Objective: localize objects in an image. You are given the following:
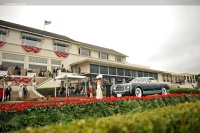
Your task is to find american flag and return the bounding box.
[44,20,51,25]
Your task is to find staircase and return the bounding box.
[37,78,61,89]
[170,83,197,89]
[36,77,52,88]
[8,86,44,101]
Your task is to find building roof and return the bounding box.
[0,19,75,42]
[0,19,127,57]
[76,41,127,56]
[70,59,165,73]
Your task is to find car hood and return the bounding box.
[116,83,132,86]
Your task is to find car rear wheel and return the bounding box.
[135,87,142,97]
[161,87,167,95]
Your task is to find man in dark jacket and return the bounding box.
[23,85,28,98]
[6,85,12,101]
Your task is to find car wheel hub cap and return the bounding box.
[162,88,166,94]
[136,89,141,97]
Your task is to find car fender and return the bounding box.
[131,85,144,94]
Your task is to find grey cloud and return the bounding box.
[146,6,200,73]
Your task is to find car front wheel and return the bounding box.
[135,87,142,97]
[161,87,167,95]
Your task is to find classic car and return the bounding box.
[111,77,170,97]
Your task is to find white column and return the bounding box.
[112,78,115,85]
[65,79,68,97]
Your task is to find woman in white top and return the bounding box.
[18,85,23,98]
[96,79,103,99]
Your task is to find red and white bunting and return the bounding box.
[54,51,69,58]
[9,76,32,83]
[0,41,6,47]
[22,45,41,53]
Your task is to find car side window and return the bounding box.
[149,78,158,83]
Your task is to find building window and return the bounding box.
[149,72,153,77]
[0,27,8,41]
[117,68,124,76]
[51,59,62,65]
[77,67,81,74]
[90,64,99,74]
[21,33,43,47]
[144,72,149,77]
[138,71,144,77]
[2,62,24,68]
[54,44,67,52]
[132,70,137,77]
[99,52,108,59]
[79,48,90,56]
[115,56,122,62]
[153,73,158,80]
[100,66,108,74]
[29,57,47,64]
[2,53,24,61]
[22,37,39,47]
[109,67,116,75]
[29,64,47,71]
[0,33,6,41]
[125,69,131,76]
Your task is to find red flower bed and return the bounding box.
[0,93,200,112]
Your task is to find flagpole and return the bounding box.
[44,21,45,31]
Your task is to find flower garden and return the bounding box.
[0,89,200,133]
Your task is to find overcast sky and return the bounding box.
[0,6,200,74]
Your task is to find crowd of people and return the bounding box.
[0,84,29,101]
[1,63,105,100]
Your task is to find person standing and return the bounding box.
[89,86,93,98]
[53,68,56,78]
[96,75,103,99]
[18,85,23,98]
[23,84,28,98]
[6,85,12,101]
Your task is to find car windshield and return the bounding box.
[130,78,147,83]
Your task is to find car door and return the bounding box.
[147,78,160,94]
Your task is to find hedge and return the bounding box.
[170,88,200,94]
[36,87,59,96]
[0,95,200,132]
[15,101,200,133]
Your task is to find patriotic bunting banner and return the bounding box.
[9,76,32,83]
[22,45,41,53]
[0,41,6,47]
[54,51,69,58]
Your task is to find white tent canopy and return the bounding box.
[55,75,86,80]
[54,74,87,97]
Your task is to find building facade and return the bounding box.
[0,20,196,85]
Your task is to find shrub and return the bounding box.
[197,78,200,89]
[36,87,59,96]
[16,101,200,133]
[170,88,200,94]
[0,94,200,132]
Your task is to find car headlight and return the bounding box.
[113,86,116,90]
[125,86,130,91]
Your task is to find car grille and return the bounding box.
[116,86,125,92]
